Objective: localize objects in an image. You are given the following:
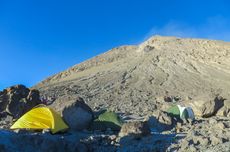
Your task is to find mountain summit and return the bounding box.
[34,36,230,114]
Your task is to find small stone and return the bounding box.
[180,140,189,150]
[189,145,197,152]
[215,122,225,130]
[176,123,183,133]
[210,136,223,145]
[193,136,209,146]
[192,136,200,145]
[109,135,117,141]
[89,136,94,140]
[188,119,194,125]
[200,137,209,146]
[177,122,182,128]
[209,118,218,124]
[42,129,50,134]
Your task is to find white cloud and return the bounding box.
[144,16,230,42]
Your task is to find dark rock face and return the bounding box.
[61,97,94,130]
[0,90,8,112]
[0,85,41,119]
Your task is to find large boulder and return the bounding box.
[60,97,94,130]
[0,85,41,119]
[184,96,225,117]
[200,96,224,117]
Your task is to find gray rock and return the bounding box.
[157,111,172,126]
[176,122,184,133]
[210,136,224,145]
[179,139,189,151]
[143,45,155,52]
[164,96,181,103]
[209,118,218,124]
[200,137,210,146]
[61,97,93,130]
[119,121,151,139]
[201,96,225,118]
[215,122,226,130]
[148,110,173,131]
[185,96,225,117]
[193,135,209,146]
[217,100,230,117]
[189,145,197,152]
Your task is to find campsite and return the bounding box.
[0,81,230,151]
[1,1,230,151]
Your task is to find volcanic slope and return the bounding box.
[34,36,230,115]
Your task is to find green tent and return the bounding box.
[91,111,124,131]
[167,105,181,118]
[167,105,195,120]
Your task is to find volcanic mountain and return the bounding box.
[34,36,230,115]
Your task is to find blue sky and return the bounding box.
[0,0,230,90]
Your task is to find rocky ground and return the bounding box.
[1,113,230,151]
[1,36,230,151]
[0,85,229,151]
[168,117,230,152]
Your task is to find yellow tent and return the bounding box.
[10,106,69,134]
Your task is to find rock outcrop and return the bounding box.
[0,85,41,119]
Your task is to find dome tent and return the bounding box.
[10,105,69,134]
[167,105,195,120]
[91,111,124,131]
